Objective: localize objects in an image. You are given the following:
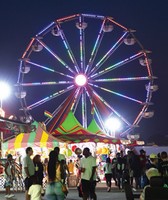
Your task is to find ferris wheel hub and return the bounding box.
[75,74,87,86]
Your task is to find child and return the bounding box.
[4,154,15,198]
[28,175,44,200]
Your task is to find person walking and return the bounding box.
[80,147,97,200]
[103,157,113,192]
[129,151,141,189]
[22,147,35,200]
[45,150,66,200]
[115,152,126,190]
[4,154,15,198]
[158,151,168,184]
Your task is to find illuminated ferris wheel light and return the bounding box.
[105,117,121,132]
[0,82,11,100]
[75,74,87,86]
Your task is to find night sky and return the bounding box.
[0,1,167,144]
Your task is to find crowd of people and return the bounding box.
[103,149,168,199]
[104,149,168,189]
[2,146,168,200]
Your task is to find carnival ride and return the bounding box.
[15,14,158,138]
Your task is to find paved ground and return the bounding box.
[0,189,126,200]
[0,183,128,200]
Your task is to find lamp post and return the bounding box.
[0,81,11,158]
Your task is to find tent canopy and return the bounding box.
[52,111,129,144]
[87,118,108,137]
[3,121,59,150]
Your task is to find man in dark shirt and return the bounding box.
[146,153,158,169]
[159,151,168,184]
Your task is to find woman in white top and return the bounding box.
[103,157,113,192]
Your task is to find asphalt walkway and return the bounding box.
[0,182,128,200]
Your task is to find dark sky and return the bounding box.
[0,0,167,143]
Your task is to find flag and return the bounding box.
[44,110,53,119]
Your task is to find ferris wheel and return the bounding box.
[16,14,158,138]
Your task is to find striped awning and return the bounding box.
[2,121,59,150]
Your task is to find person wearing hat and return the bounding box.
[142,153,159,187]
[4,154,15,198]
[146,153,158,170]
[140,168,160,200]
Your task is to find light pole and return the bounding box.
[0,81,11,158]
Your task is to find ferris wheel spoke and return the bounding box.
[89,83,143,104]
[55,22,80,73]
[92,76,153,83]
[25,60,74,79]
[77,15,86,73]
[45,97,68,124]
[121,106,148,137]
[120,127,134,137]
[90,51,144,79]
[91,88,131,126]
[89,31,128,76]
[133,104,149,126]
[93,107,107,133]
[85,18,106,74]
[70,87,81,112]
[16,81,73,87]
[35,38,76,75]
[45,87,80,125]
[85,89,107,132]
[48,88,78,132]
[81,88,87,128]
[27,85,74,110]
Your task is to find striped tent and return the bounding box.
[53,111,124,144]
[87,118,122,144]
[2,121,59,150]
[87,118,144,146]
[52,111,144,146]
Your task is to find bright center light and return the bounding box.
[105,117,121,132]
[75,74,87,86]
[0,82,11,100]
